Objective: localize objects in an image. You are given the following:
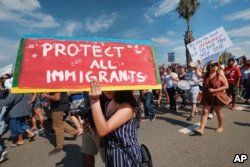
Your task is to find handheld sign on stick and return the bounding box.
[187,27,233,62]
[12,35,161,93]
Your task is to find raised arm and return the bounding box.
[89,80,134,137]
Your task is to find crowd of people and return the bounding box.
[0,57,249,166]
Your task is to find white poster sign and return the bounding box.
[187,27,233,61]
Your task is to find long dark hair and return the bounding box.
[113,91,141,119]
[204,60,215,79]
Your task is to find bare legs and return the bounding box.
[31,107,45,130]
[215,106,224,133]
[70,115,83,136]
[157,90,162,107]
[196,105,224,135]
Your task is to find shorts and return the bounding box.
[32,97,42,110]
[227,84,237,97]
[187,90,199,104]
[81,132,105,162]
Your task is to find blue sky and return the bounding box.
[0,0,249,68]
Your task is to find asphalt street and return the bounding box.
[1,99,250,167]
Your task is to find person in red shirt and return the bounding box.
[224,58,241,109]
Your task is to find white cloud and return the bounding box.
[228,40,250,58]
[85,13,118,33]
[209,0,233,9]
[0,55,12,61]
[228,25,250,37]
[123,28,143,39]
[0,0,59,28]
[227,47,246,57]
[225,8,250,21]
[0,0,40,12]
[19,13,59,28]
[0,37,19,67]
[167,31,176,36]
[144,13,154,24]
[153,0,179,17]
[218,0,233,5]
[151,37,172,46]
[57,21,83,36]
[144,0,179,23]
[209,0,233,5]
[151,35,182,46]
[173,46,185,52]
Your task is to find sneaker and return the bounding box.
[38,128,46,134]
[150,115,156,121]
[208,113,213,119]
[141,116,150,121]
[0,150,8,163]
[48,147,64,156]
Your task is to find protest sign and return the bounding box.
[12,35,161,93]
[187,27,233,61]
[168,52,175,63]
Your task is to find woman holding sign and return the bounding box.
[195,61,229,135]
[89,79,142,166]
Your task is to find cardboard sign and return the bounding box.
[187,27,233,61]
[12,36,161,93]
[168,52,175,63]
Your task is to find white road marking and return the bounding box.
[234,104,250,110]
[239,104,250,108]
[178,104,249,135]
[235,106,245,110]
[178,122,200,134]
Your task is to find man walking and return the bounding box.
[225,58,241,109]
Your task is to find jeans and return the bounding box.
[144,92,155,117]
[0,107,7,135]
[9,117,29,139]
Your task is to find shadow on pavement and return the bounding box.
[234,122,250,127]
[157,116,193,128]
[56,144,82,167]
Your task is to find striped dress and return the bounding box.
[105,117,142,167]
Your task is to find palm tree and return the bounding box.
[218,51,233,65]
[176,0,200,65]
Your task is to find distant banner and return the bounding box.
[12,36,161,93]
[187,27,233,61]
[168,52,175,63]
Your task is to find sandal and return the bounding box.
[186,116,193,121]
[193,129,204,136]
[28,133,36,141]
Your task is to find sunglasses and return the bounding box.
[210,63,219,67]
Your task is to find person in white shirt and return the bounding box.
[165,67,179,112]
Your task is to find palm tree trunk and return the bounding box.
[184,30,194,65]
[186,17,190,31]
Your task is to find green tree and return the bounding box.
[176,0,200,65]
[218,51,233,65]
